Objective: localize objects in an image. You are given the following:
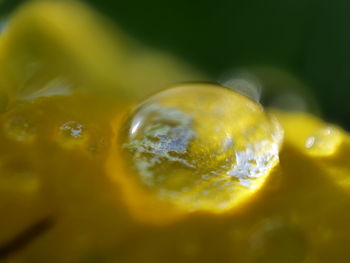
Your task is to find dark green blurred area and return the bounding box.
[2,0,350,129]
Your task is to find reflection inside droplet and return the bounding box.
[118,84,283,212]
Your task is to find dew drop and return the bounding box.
[304,126,341,155]
[58,121,87,147]
[60,121,84,139]
[118,84,283,212]
[3,115,36,142]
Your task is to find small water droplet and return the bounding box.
[60,121,84,138]
[58,121,87,147]
[3,115,36,142]
[304,126,341,155]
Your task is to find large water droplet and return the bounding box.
[304,126,341,156]
[118,84,283,212]
[3,115,36,142]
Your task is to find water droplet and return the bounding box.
[3,115,36,142]
[118,84,283,212]
[60,121,84,138]
[58,121,87,147]
[304,126,341,155]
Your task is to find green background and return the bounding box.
[2,0,350,129]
